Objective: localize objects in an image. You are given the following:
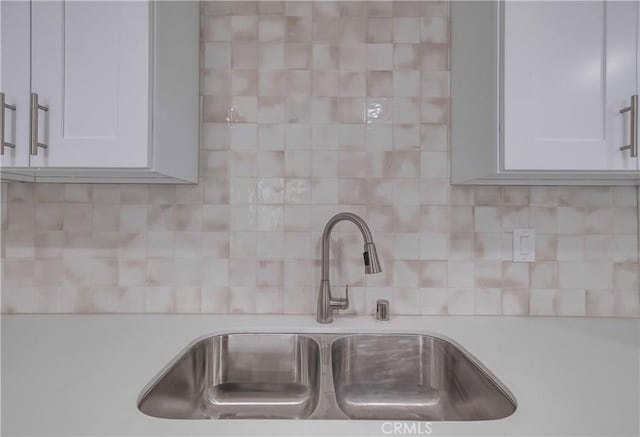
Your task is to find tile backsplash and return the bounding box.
[1,1,638,316]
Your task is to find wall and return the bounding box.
[1,1,638,316]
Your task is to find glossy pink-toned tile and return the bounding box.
[147,258,174,286]
[115,232,147,258]
[257,260,284,287]
[556,289,586,316]
[61,287,92,313]
[393,124,420,150]
[230,205,257,231]
[257,205,284,231]
[231,16,258,41]
[530,261,558,289]
[613,290,640,317]
[257,232,286,259]
[500,206,529,232]
[203,42,231,69]
[258,97,286,123]
[230,231,257,258]
[34,258,64,287]
[420,260,447,287]
[284,259,313,287]
[34,184,65,203]
[446,288,474,315]
[339,44,366,70]
[286,2,312,17]
[284,205,311,232]
[4,229,34,259]
[502,262,530,289]
[286,43,312,68]
[147,187,176,206]
[255,286,284,314]
[529,289,557,316]
[421,151,448,179]
[286,71,311,97]
[114,287,146,313]
[118,259,146,287]
[420,287,447,315]
[146,287,174,313]
[203,15,231,42]
[91,287,124,313]
[391,287,420,315]
[7,183,34,203]
[421,179,450,205]
[174,286,202,313]
[420,43,449,71]
[313,17,340,43]
[340,17,366,44]
[286,16,312,42]
[201,286,230,313]
[367,18,392,43]
[449,185,474,206]
[535,234,558,261]
[7,204,35,231]
[34,231,64,260]
[421,17,448,43]
[613,261,639,291]
[284,287,312,313]
[339,178,366,204]
[558,261,585,289]
[502,289,529,315]
[474,288,502,315]
[584,261,613,290]
[175,232,203,259]
[201,257,229,287]
[367,43,393,71]
[392,260,420,287]
[474,261,501,288]
[391,98,418,124]
[259,16,285,43]
[420,232,448,261]
[64,184,91,203]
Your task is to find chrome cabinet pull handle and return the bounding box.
[619,94,638,158]
[1,92,17,155]
[30,92,49,155]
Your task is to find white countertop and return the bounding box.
[1,314,639,436]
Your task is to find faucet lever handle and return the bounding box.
[331,284,349,311]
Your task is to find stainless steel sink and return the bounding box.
[331,334,516,421]
[138,334,320,419]
[138,333,516,421]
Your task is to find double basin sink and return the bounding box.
[138,333,516,421]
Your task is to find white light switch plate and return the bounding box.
[513,229,535,262]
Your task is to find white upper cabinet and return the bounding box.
[30,1,150,169]
[452,1,640,185]
[0,1,199,183]
[0,1,31,173]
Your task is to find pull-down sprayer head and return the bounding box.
[363,242,382,274]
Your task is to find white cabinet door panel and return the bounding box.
[605,1,638,171]
[0,1,31,168]
[503,1,637,172]
[30,1,150,168]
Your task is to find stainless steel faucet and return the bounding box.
[317,212,382,323]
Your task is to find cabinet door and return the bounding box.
[0,1,31,168]
[502,1,638,172]
[30,1,150,169]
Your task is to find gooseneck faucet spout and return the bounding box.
[317,212,382,324]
